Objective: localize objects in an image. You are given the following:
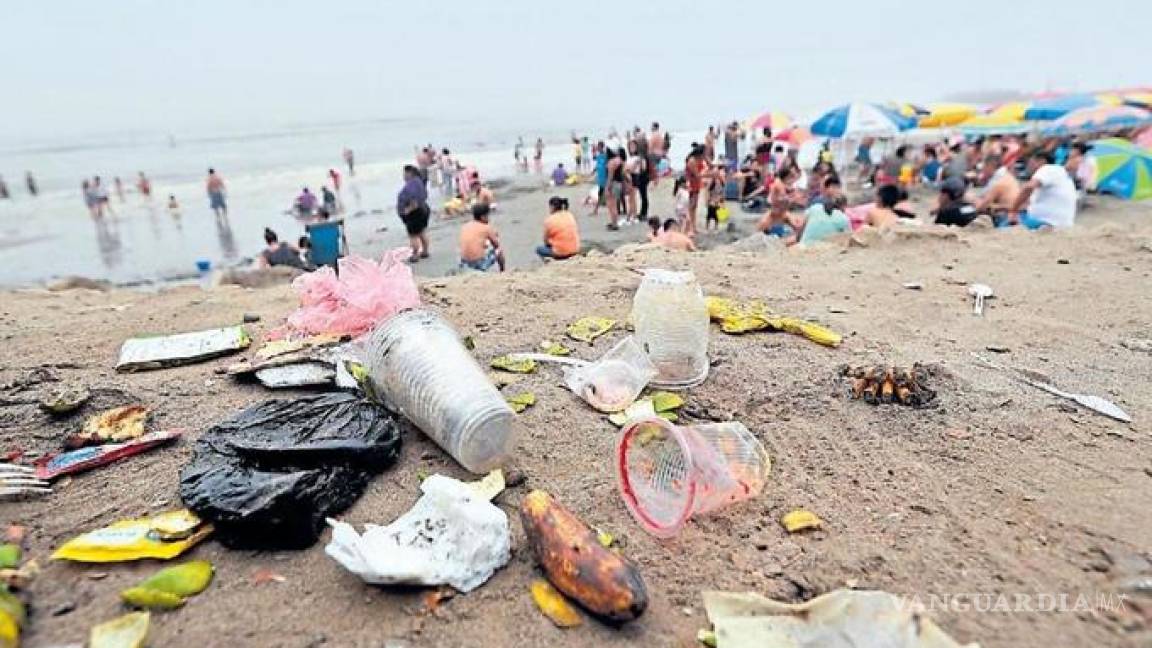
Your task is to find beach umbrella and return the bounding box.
[986,102,1030,121]
[887,101,929,118]
[1090,138,1152,200]
[1043,106,1152,136]
[918,103,979,128]
[1123,92,1152,109]
[957,113,1031,136]
[774,126,812,147]
[748,111,792,132]
[1024,93,1121,120]
[809,103,918,138]
[1135,128,1152,150]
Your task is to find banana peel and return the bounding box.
[565,317,617,344]
[530,579,583,628]
[506,392,537,413]
[706,297,841,347]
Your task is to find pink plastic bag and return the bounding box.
[284,249,421,338]
[845,203,873,231]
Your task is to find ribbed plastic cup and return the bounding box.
[616,417,770,537]
[365,308,515,474]
[631,269,709,390]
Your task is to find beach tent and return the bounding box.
[1024,93,1121,120]
[809,103,917,138]
[1043,106,1152,137]
[747,111,793,133]
[957,113,1032,136]
[918,103,979,128]
[1090,138,1152,201]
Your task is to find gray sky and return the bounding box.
[4,0,1149,140]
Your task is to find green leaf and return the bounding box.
[506,392,537,413]
[649,391,684,413]
[490,355,537,374]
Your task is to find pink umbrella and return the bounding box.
[1136,128,1152,150]
[748,111,793,132]
[774,126,812,146]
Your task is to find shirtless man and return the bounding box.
[206,168,227,217]
[648,122,665,187]
[647,217,697,251]
[458,203,506,272]
[755,167,798,238]
[974,165,1021,220]
[865,185,902,229]
[703,126,717,161]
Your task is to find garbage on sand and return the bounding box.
[841,365,937,407]
[281,251,421,338]
[607,391,684,427]
[89,611,150,648]
[973,353,1132,423]
[632,269,710,389]
[540,340,572,356]
[179,393,401,549]
[254,361,336,388]
[505,392,536,413]
[325,474,511,592]
[705,297,842,347]
[490,355,538,374]
[967,283,993,316]
[66,405,149,449]
[364,309,514,474]
[53,510,211,563]
[0,587,26,648]
[520,490,648,623]
[563,337,657,413]
[120,560,214,610]
[115,326,250,372]
[255,334,345,360]
[39,386,90,415]
[781,509,823,533]
[0,465,51,499]
[531,579,583,628]
[701,589,977,648]
[617,417,770,538]
[566,317,617,344]
[36,430,183,480]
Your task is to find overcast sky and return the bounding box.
[4,0,1149,140]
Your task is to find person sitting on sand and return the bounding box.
[866,185,903,229]
[459,203,506,272]
[537,196,580,260]
[1065,142,1096,192]
[919,147,942,187]
[257,228,305,269]
[934,184,979,227]
[754,167,799,238]
[974,165,1021,221]
[1005,152,1077,230]
[796,194,850,245]
[809,175,842,210]
[551,163,569,187]
[647,217,697,251]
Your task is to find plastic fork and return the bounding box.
[968,283,993,316]
[0,464,52,498]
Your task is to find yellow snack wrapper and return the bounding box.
[52,510,212,563]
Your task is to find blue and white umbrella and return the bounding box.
[809,103,918,138]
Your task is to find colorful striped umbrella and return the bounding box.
[1091,138,1152,200]
[918,103,980,128]
[1043,106,1152,136]
[1135,128,1152,150]
[986,102,1030,121]
[748,111,793,133]
[887,102,929,118]
[958,113,1031,136]
[1024,93,1121,120]
[1123,92,1152,109]
[809,103,917,138]
[774,126,812,146]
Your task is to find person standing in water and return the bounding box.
[396,165,431,262]
[533,137,544,174]
[114,177,126,202]
[343,148,355,176]
[25,172,37,197]
[136,172,152,199]
[0,176,9,199]
[648,122,665,187]
[206,168,227,217]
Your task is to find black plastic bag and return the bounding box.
[179,393,401,549]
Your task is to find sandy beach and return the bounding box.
[2,193,1150,647]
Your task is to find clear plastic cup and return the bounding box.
[365,309,515,474]
[631,269,710,389]
[563,336,657,413]
[616,417,770,537]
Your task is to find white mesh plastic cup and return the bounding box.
[365,309,515,474]
[616,417,770,537]
[631,269,710,390]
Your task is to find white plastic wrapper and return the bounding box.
[324,474,510,592]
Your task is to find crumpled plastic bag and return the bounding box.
[179,394,401,549]
[563,337,657,413]
[284,251,421,338]
[702,589,978,648]
[325,474,511,593]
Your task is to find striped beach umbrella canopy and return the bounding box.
[986,102,1031,121]
[774,126,812,147]
[958,113,1032,136]
[1091,138,1152,200]
[1135,128,1152,150]
[887,101,930,118]
[1123,92,1152,109]
[1024,93,1121,120]
[919,103,980,128]
[1043,106,1152,136]
[809,103,917,138]
[748,111,793,133]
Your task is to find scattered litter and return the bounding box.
[281,251,421,338]
[180,394,401,549]
[540,340,572,356]
[325,474,511,592]
[701,588,976,648]
[973,353,1131,423]
[1120,338,1152,354]
[115,326,250,372]
[249,568,287,585]
[595,528,617,548]
[0,588,25,646]
[781,509,823,533]
[841,365,937,407]
[66,406,149,449]
[984,345,1011,354]
[364,309,514,474]
[563,337,657,413]
[421,587,457,614]
[520,490,648,623]
[967,283,993,316]
[505,392,536,413]
[617,418,770,537]
[566,317,617,344]
[39,387,90,415]
[37,430,182,480]
[632,269,710,388]
[85,571,109,580]
[902,282,923,290]
[697,628,718,647]
[490,355,537,374]
[120,560,214,610]
[0,464,51,499]
[706,297,842,347]
[254,361,336,388]
[607,391,684,427]
[242,313,261,323]
[466,469,506,501]
[53,510,212,563]
[0,546,19,569]
[89,611,150,648]
[530,579,583,628]
[255,335,345,361]
[0,558,39,591]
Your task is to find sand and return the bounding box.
[2,193,1151,647]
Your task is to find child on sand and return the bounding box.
[673,177,690,227]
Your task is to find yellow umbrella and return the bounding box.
[918,103,979,127]
[987,102,1030,121]
[1124,92,1152,108]
[957,113,1029,135]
